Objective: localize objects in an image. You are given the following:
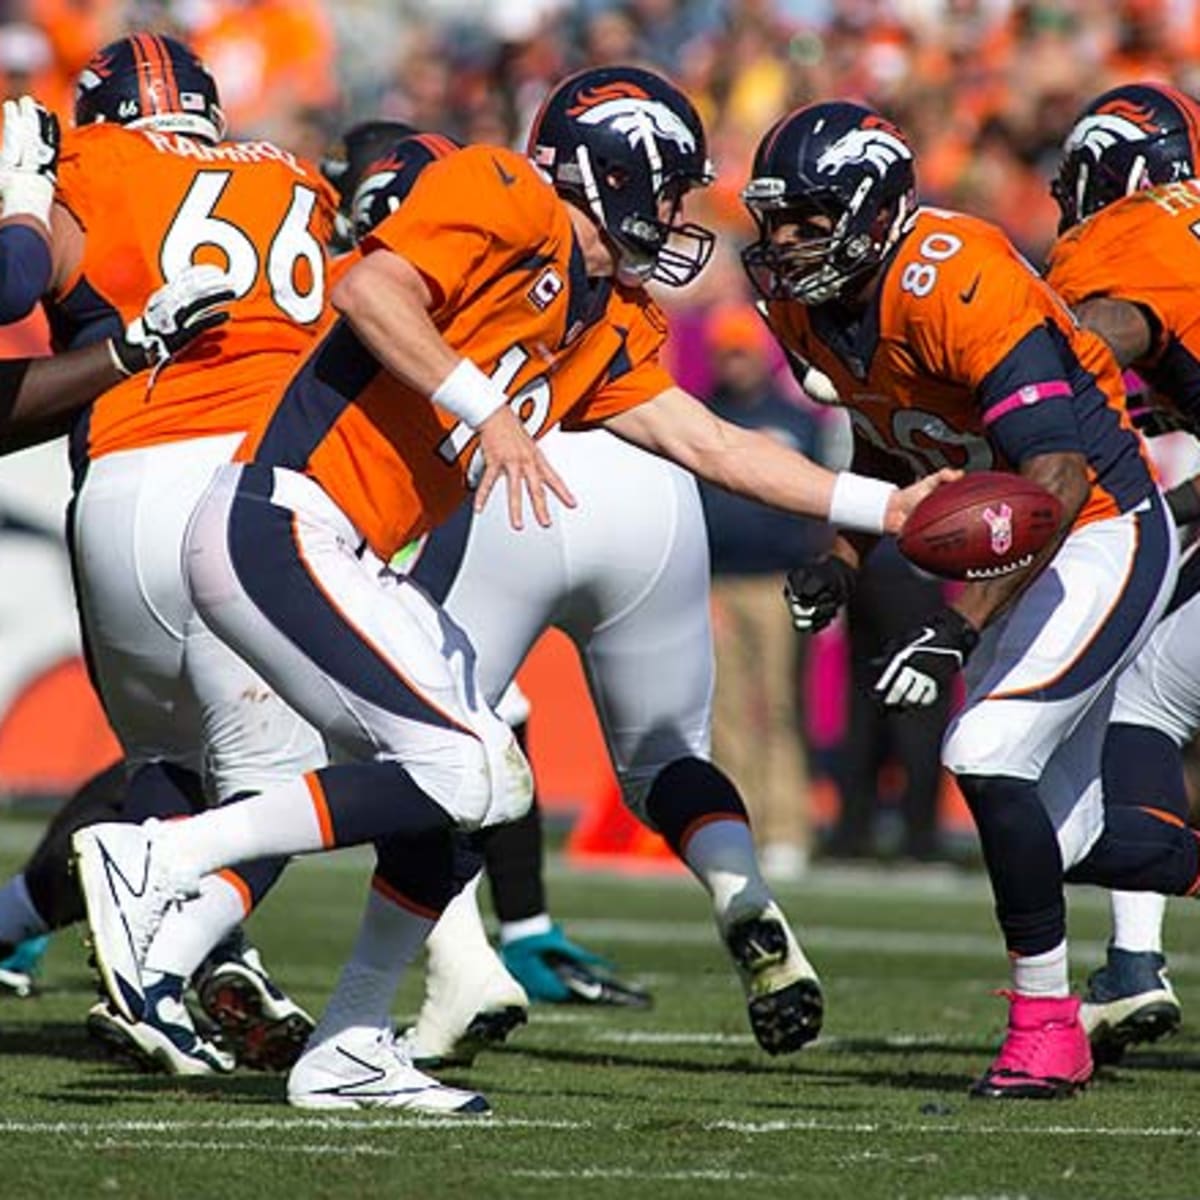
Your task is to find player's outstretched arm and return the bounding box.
[332,250,575,528]
[602,385,957,535]
[0,264,235,455]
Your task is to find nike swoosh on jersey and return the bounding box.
[959,274,982,304]
[492,157,517,186]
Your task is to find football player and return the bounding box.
[344,130,652,1014]
[747,101,1200,1099]
[74,65,949,1111]
[1045,81,1200,1061]
[0,34,351,1076]
[142,131,828,1076]
[0,96,233,451]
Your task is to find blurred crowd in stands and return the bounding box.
[2,0,1199,868]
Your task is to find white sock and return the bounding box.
[158,777,326,877]
[499,912,552,945]
[681,818,771,929]
[427,873,490,959]
[309,884,435,1045]
[1110,890,1167,955]
[144,872,248,981]
[1012,939,1069,997]
[0,874,48,944]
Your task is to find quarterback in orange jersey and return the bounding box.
[0,36,342,1076]
[1044,82,1200,1064]
[742,100,1200,1100]
[74,66,950,1112]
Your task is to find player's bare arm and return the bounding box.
[331,248,575,528]
[1073,296,1155,369]
[602,384,956,534]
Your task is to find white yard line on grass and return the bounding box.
[706,1119,1200,1139]
[508,1168,802,1182]
[0,1116,590,1135]
[1,1115,1197,1144]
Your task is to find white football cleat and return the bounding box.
[406,877,528,1068]
[287,1027,490,1113]
[722,900,824,1054]
[408,940,528,1068]
[72,821,198,1023]
[86,975,234,1077]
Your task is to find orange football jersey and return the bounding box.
[765,207,1154,527]
[1046,180,1200,415]
[51,123,337,462]
[238,145,674,559]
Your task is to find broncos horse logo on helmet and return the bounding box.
[741,102,916,307]
[528,65,716,288]
[349,131,462,244]
[1053,82,1200,232]
[75,32,225,145]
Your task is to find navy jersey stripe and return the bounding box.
[1047,324,1154,514]
[253,318,381,470]
[407,497,473,603]
[227,464,460,731]
[994,494,1171,703]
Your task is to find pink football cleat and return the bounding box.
[970,991,1093,1100]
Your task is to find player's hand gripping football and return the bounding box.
[872,606,979,710]
[111,264,236,377]
[0,95,59,225]
[883,468,962,535]
[784,556,857,633]
[475,405,577,529]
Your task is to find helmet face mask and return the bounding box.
[741,103,916,307]
[529,66,716,288]
[1053,84,1200,232]
[74,34,225,145]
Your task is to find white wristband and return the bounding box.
[431,357,507,429]
[829,471,897,534]
[0,173,53,226]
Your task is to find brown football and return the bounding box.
[897,471,1063,581]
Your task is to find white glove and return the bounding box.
[110,264,236,377]
[0,96,59,225]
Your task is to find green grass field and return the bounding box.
[0,821,1198,1200]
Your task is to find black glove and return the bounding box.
[110,264,235,376]
[784,556,857,633]
[872,606,979,710]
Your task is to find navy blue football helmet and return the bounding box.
[350,131,461,242]
[527,64,715,287]
[742,101,916,306]
[1053,82,1200,231]
[74,33,224,144]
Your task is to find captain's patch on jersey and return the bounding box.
[528,266,565,311]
